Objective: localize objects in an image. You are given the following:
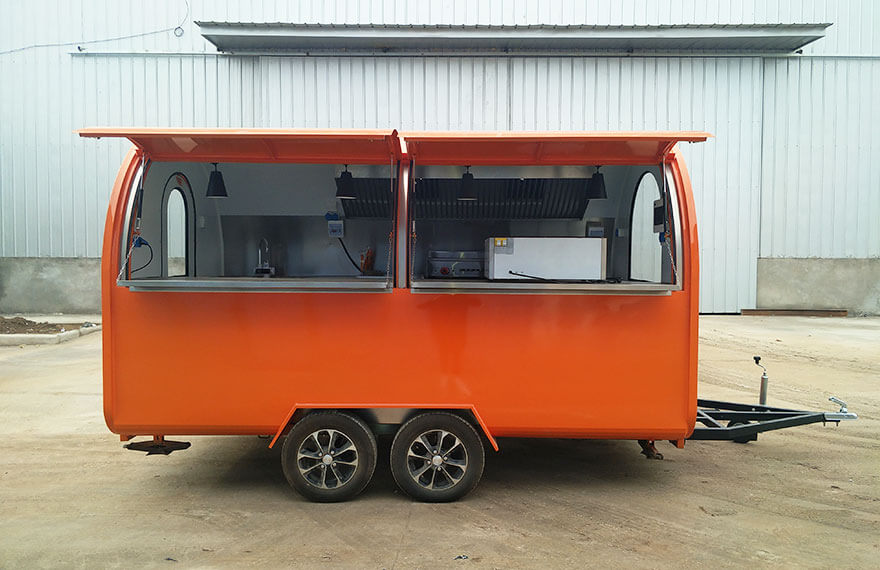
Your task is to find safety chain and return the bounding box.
[385,230,394,287]
[664,232,679,286]
[117,239,138,281]
[385,158,395,287]
[662,160,680,286]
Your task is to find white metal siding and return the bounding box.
[761,57,880,258]
[2,1,879,314]
[259,57,509,130]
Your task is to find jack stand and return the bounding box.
[754,356,769,405]
[638,440,664,460]
[124,435,191,455]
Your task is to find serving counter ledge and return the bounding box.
[410,279,676,295]
[118,276,391,293]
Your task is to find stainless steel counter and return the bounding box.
[118,276,391,293]
[410,279,676,295]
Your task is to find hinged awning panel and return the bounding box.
[78,128,402,164]
[402,131,711,165]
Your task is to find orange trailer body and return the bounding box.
[86,129,705,448]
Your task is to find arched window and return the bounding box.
[630,172,663,283]
[165,188,188,277]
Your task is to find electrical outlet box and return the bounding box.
[328,219,344,238]
[653,199,666,233]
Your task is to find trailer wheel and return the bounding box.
[728,420,758,444]
[281,411,377,502]
[390,412,485,502]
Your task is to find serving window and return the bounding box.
[408,164,681,294]
[118,161,396,292]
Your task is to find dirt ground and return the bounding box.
[0,316,877,568]
[0,316,85,334]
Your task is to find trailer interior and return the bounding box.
[122,161,396,291]
[408,163,677,292]
[121,160,678,295]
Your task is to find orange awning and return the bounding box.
[401,131,710,165]
[78,128,402,164]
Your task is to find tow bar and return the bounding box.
[688,355,858,443]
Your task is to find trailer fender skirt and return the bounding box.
[268,404,499,451]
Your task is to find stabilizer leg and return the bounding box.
[124,435,191,455]
[638,439,664,460]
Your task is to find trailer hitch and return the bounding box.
[825,397,857,422]
[690,397,857,442]
[124,435,191,455]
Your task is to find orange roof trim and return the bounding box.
[78,128,402,164]
[401,131,711,165]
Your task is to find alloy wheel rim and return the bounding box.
[297,429,359,489]
[406,429,468,491]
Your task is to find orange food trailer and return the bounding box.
[79,128,856,502]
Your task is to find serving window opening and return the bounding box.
[119,161,397,292]
[409,163,681,293]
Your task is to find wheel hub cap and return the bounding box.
[296,429,359,489]
[406,429,468,491]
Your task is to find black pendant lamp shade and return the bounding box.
[335,166,357,200]
[458,166,477,201]
[586,166,607,199]
[206,162,228,198]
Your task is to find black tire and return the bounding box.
[281,411,377,502]
[728,420,758,444]
[390,412,485,502]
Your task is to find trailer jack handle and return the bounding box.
[754,356,769,405]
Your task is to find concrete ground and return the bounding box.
[0,316,877,568]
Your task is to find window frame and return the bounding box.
[117,161,397,293]
[160,175,195,278]
[627,169,665,283]
[406,161,684,295]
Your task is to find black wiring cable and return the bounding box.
[131,242,154,274]
[509,270,555,281]
[0,0,190,56]
[508,270,620,284]
[337,238,362,274]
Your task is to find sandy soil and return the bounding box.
[0,316,84,334]
[0,316,877,568]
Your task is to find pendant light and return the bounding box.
[205,163,228,198]
[335,165,357,200]
[458,166,477,201]
[586,165,607,199]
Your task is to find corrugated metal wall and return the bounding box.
[2,1,879,313]
[761,57,880,258]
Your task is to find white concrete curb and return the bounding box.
[0,325,102,346]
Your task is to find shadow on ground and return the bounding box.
[130,434,672,502]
